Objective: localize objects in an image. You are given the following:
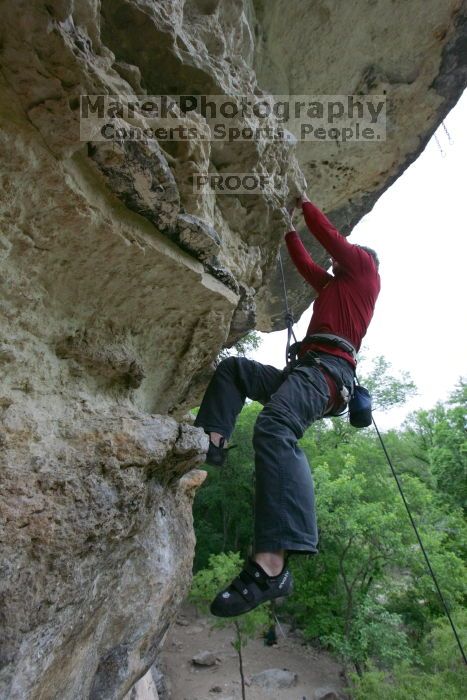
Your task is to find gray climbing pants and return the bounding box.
[194,353,355,554]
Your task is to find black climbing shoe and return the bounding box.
[205,437,227,466]
[205,438,236,467]
[210,559,293,618]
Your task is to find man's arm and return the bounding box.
[300,196,364,272]
[285,226,331,292]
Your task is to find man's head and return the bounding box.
[357,245,380,270]
[331,258,340,274]
[331,245,379,274]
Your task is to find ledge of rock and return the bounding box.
[0,0,466,698]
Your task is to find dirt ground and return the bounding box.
[160,604,348,700]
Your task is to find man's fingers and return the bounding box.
[297,192,311,205]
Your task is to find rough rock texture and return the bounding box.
[0,402,207,699]
[0,0,466,698]
[122,667,159,700]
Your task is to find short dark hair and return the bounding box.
[357,245,379,270]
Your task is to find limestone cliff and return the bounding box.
[0,1,465,698]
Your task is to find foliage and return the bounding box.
[217,331,262,363]
[349,610,467,699]
[404,378,467,511]
[324,599,414,670]
[286,414,466,667]
[358,355,417,411]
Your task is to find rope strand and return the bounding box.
[278,248,297,365]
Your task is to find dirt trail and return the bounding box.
[160,604,348,700]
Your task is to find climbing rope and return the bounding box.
[442,121,454,145]
[434,120,454,158]
[278,248,298,365]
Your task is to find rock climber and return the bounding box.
[194,192,381,617]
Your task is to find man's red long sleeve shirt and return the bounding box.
[285,201,380,368]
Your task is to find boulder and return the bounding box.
[192,651,219,667]
[313,687,346,700]
[250,667,298,689]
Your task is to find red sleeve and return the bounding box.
[302,201,363,274]
[285,229,332,292]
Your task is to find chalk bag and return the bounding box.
[349,385,372,428]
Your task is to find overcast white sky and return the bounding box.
[252,89,467,429]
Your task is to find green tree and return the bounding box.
[349,609,467,700]
[358,354,417,411]
[404,379,466,511]
[217,331,262,362]
[287,426,466,671]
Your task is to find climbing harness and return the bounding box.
[277,241,467,665]
[301,332,358,363]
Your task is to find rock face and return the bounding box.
[1,405,207,699]
[123,667,160,700]
[0,0,466,698]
